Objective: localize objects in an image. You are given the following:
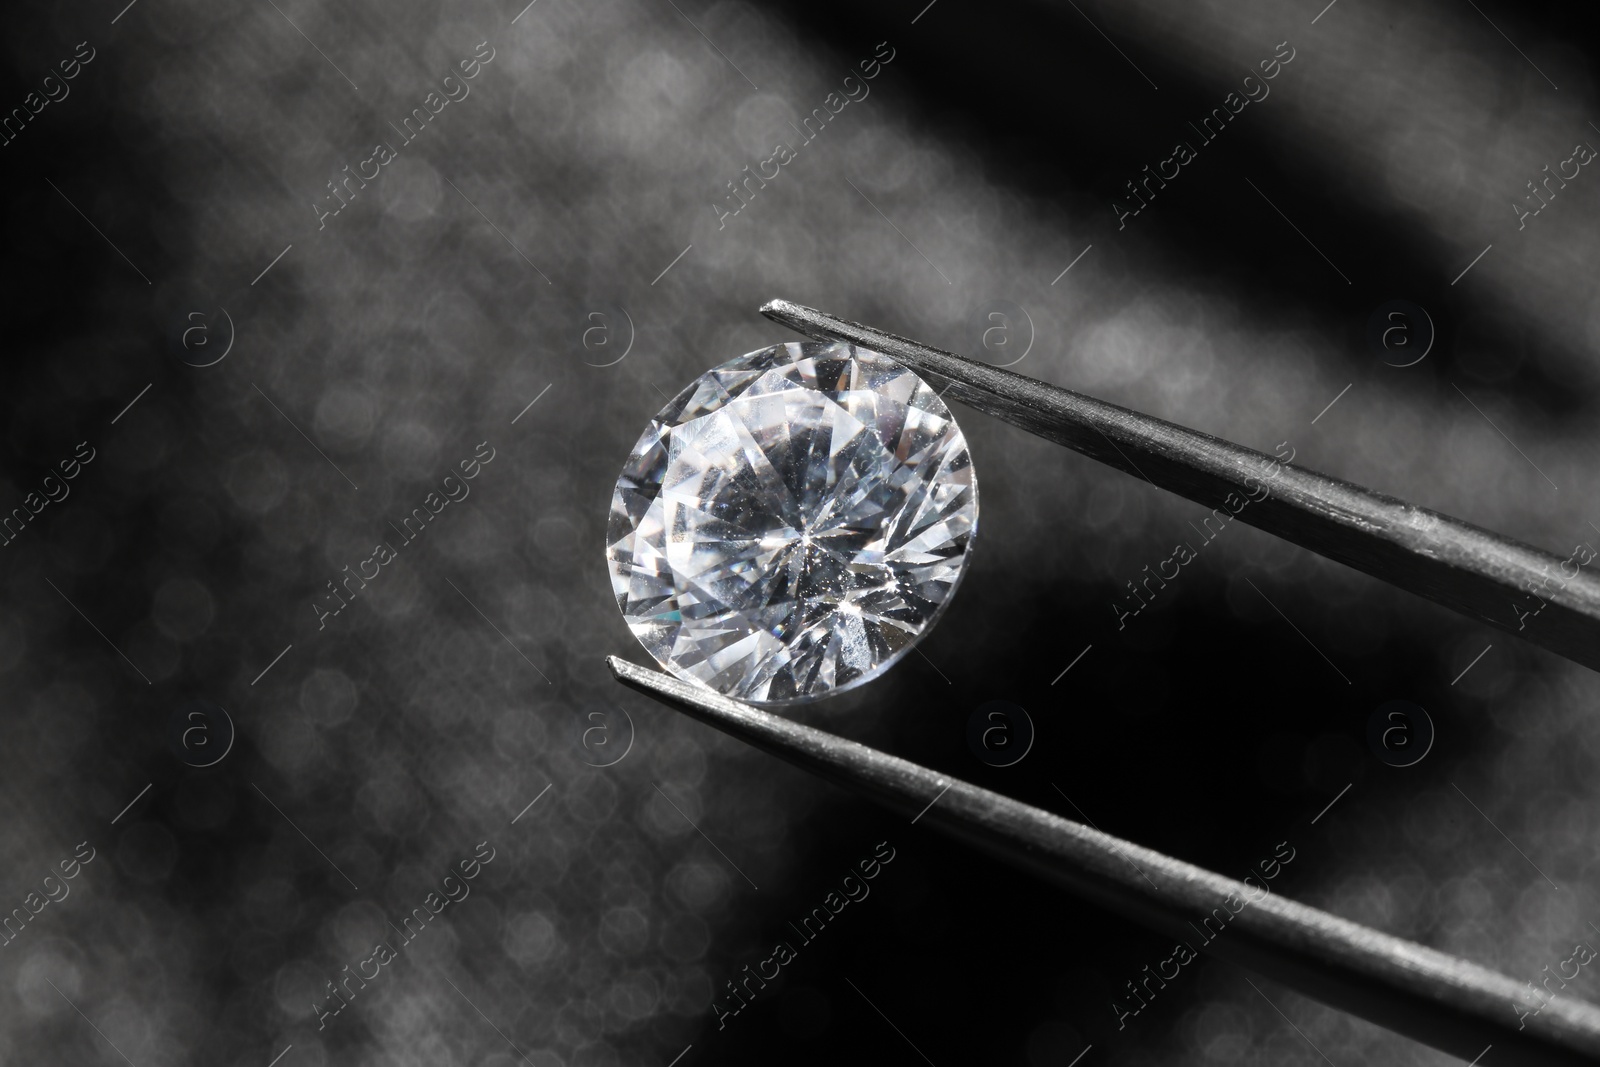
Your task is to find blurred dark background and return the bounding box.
[4,1,1600,1064]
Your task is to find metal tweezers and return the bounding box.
[608,299,1600,1064]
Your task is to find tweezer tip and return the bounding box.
[606,654,702,705]
[759,297,808,323]
[608,656,777,732]
[604,654,635,681]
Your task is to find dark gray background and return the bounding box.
[3,0,1599,1064]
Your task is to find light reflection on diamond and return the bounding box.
[607,341,977,704]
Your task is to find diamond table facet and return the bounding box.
[607,341,979,705]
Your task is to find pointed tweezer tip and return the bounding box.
[606,654,672,702]
[759,297,813,333]
[758,298,970,386]
[605,654,761,732]
[758,296,801,318]
[607,655,859,781]
[605,653,683,696]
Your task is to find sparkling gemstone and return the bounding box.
[607,341,978,705]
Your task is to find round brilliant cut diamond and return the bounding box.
[607,341,978,704]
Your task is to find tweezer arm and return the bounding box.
[609,656,1600,1065]
[761,299,1600,675]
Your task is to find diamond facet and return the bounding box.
[607,341,978,704]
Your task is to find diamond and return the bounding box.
[607,341,978,704]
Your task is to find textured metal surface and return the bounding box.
[761,299,1600,675]
[608,655,1600,1064]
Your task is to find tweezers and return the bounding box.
[609,657,1600,1064]
[760,298,1600,674]
[607,300,1600,1063]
